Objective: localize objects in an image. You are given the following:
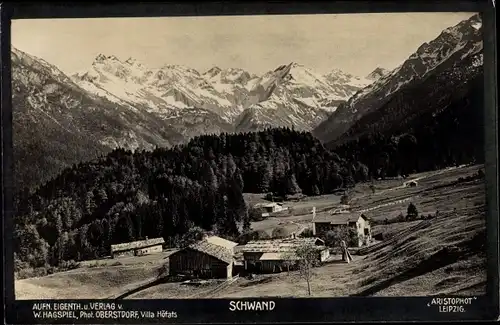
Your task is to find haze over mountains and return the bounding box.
[11,13,482,191]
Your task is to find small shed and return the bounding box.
[254,202,287,217]
[313,212,372,247]
[168,236,238,279]
[406,180,418,187]
[110,237,165,259]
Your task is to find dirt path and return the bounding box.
[357,197,416,213]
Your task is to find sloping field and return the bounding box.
[371,220,422,238]
[15,264,161,299]
[15,251,176,299]
[352,206,486,296]
[127,279,230,299]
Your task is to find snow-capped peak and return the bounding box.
[366,67,389,81]
[94,54,121,63]
[471,21,482,30]
[204,66,222,77]
[324,68,372,89]
[124,57,140,65]
[289,62,305,68]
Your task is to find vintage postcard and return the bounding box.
[3,5,497,323]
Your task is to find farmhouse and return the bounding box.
[168,236,238,279]
[110,237,165,259]
[254,202,287,217]
[313,212,372,247]
[236,237,330,273]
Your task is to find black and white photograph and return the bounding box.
[11,12,487,300]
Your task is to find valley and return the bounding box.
[11,12,487,302]
[15,165,486,299]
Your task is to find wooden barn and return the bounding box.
[168,236,238,279]
[110,237,165,259]
[313,211,372,247]
[237,237,329,274]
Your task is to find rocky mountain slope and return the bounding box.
[12,48,187,190]
[313,13,483,144]
[72,58,370,133]
[333,44,483,147]
[366,67,390,81]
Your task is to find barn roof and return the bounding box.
[187,240,234,264]
[205,236,238,250]
[259,252,300,261]
[314,212,365,224]
[111,237,165,253]
[237,237,326,254]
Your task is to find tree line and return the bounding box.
[13,128,369,274]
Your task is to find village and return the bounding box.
[109,203,370,281]
[15,164,487,299]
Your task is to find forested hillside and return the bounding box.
[330,52,484,178]
[14,128,371,272]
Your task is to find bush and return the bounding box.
[299,228,314,238]
[249,207,265,221]
[324,226,359,248]
[340,193,351,205]
[373,232,385,241]
[59,259,80,270]
[180,226,205,248]
[395,213,406,223]
[238,230,271,244]
[271,226,290,239]
[406,203,418,220]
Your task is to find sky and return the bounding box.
[12,12,475,77]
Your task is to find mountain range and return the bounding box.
[71,57,373,132]
[11,13,482,191]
